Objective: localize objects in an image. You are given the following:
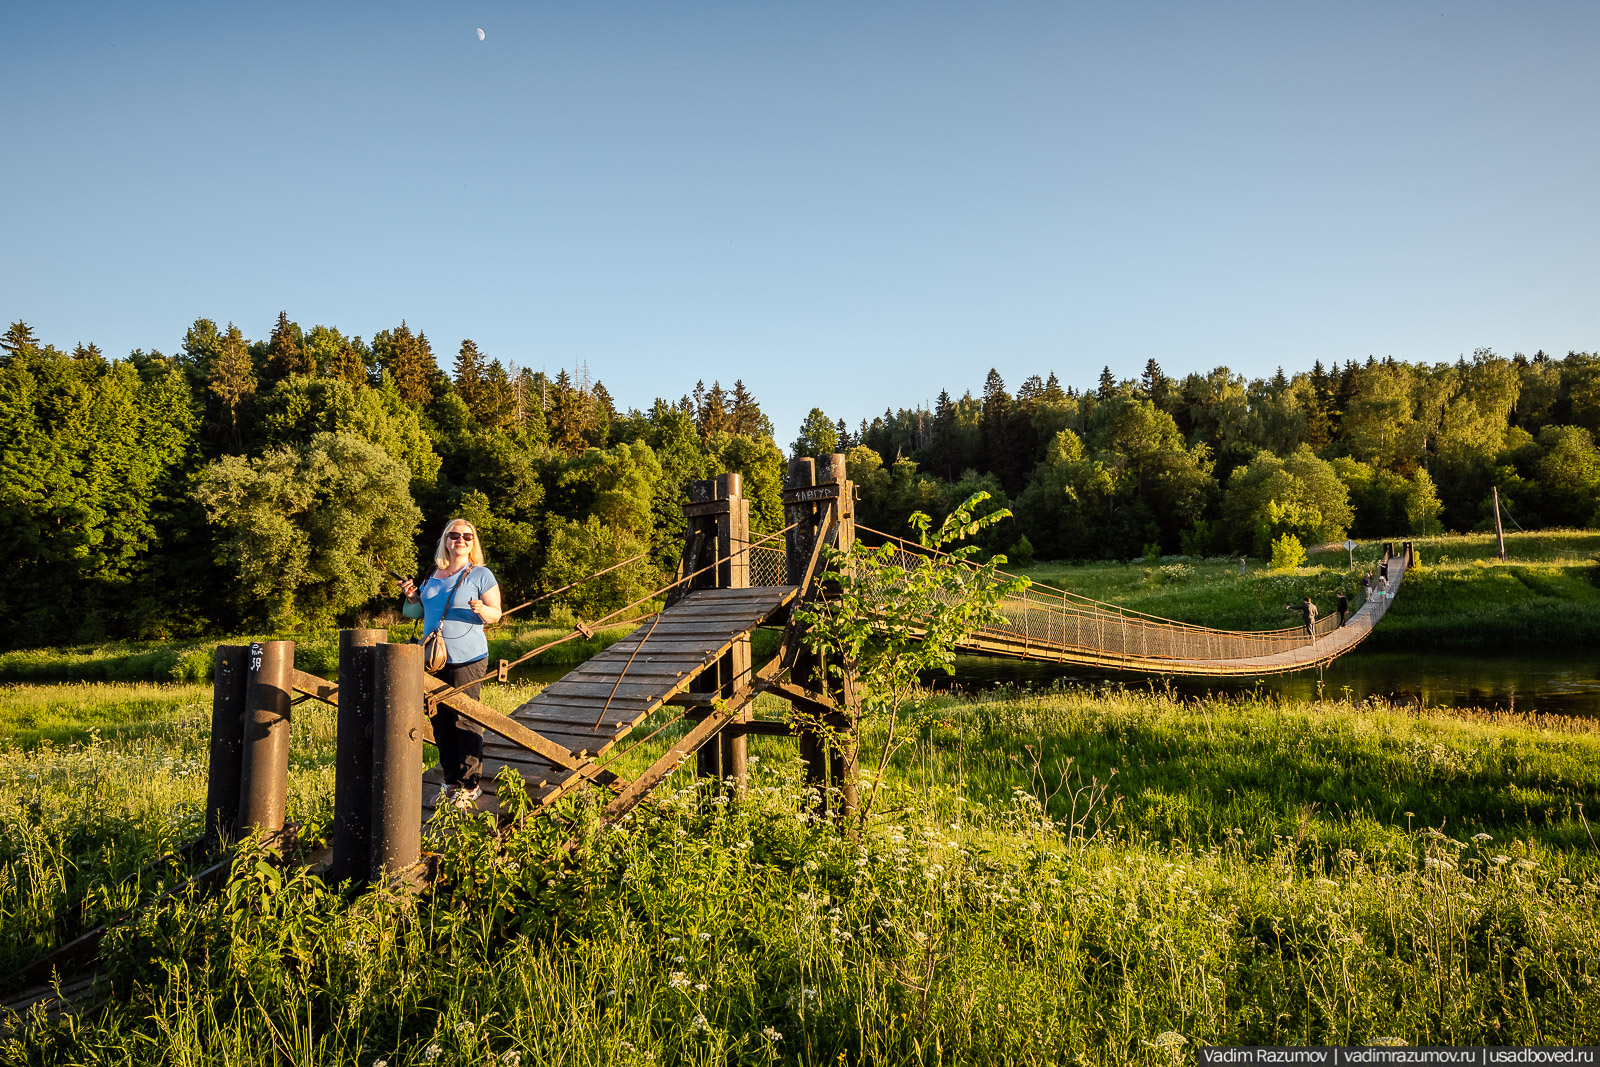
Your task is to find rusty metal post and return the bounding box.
[371,642,424,879]
[237,640,294,839]
[204,645,249,847]
[331,628,384,884]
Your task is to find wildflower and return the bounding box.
[694,983,708,992]
[1513,858,1539,871]
[698,931,712,941]
[1472,832,1493,843]
[1150,1032,1186,1050]
[423,1046,443,1062]
[374,1061,389,1067]
[455,1021,476,1035]
[1492,856,1511,866]
[669,972,690,989]
[691,1014,710,1033]
[762,1026,783,1042]
[673,955,686,964]
[500,1053,522,1067]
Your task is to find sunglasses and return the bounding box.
[447,531,476,542]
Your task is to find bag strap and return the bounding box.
[439,565,473,619]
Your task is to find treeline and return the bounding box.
[0,317,782,649]
[794,352,1600,563]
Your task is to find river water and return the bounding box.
[521,648,1600,718]
[935,650,1600,718]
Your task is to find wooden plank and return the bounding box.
[535,680,682,699]
[518,693,682,718]
[292,669,339,705]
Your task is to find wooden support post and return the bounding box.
[686,472,752,793]
[237,641,294,839]
[1492,485,1507,561]
[782,453,860,819]
[331,628,384,884]
[204,645,249,847]
[371,642,424,879]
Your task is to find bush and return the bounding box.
[1270,532,1307,570]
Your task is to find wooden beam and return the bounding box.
[423,677,625,791]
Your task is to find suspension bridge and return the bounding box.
[6,453,1411,1015]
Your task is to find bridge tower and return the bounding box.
[781,454,861,817]
[677,472,754,791]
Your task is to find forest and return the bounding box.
[2,314,1597,650]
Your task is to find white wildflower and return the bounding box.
[762,1026,783,1042]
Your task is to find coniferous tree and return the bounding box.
[589,380,617,447]
[372,321,438,406]
[1,321,39,359]
[207,323,256,454]
[261,311,309,382]
[454,339,486,415]
[548,369,590,454]
[329,339,368,386]
[1097,366,1116,402]
[728,379,768,437]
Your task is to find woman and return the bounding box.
[400,518,502,808]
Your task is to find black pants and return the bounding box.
[434,657,486,789]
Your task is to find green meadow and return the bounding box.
[2,679,1598,1063]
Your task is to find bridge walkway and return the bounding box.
[421,584,797,822]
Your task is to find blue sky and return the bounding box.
[4,1,1597,444]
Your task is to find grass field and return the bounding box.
[2,679,1598,1062]
[1017,528,1600,649]
[0,617,643,687]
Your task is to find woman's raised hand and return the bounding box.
[399,578,418,601]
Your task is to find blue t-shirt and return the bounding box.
[421,566,498,665]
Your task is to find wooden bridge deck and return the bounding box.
[422,585,796,821]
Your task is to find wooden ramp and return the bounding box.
[422,585,796,822]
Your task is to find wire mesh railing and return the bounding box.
[749,544,790,588]
[853,526,1404,666]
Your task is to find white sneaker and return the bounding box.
[451,784,483,810]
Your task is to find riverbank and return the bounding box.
[1018,528,1600,651]
[0,617,642,686]
[2,684,1598,1059]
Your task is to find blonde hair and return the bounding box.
[433,518,486,570]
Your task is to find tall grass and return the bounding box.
[2,684,1598,1062]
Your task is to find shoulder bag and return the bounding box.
[421,566,473,674]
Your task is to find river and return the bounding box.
[935,649,1600,718]
[519,648,1600,718]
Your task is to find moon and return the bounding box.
[476,27,485,40]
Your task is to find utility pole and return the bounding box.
[1492,485,1507,562]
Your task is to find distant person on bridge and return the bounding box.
[399,518,502,809]
[1336,590,1349,627]
[1361,571,1371,599]
[1286,596,1317,637]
